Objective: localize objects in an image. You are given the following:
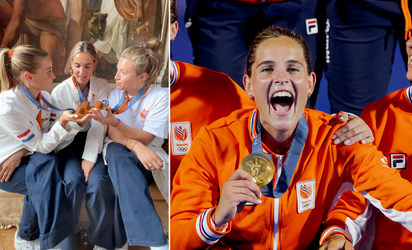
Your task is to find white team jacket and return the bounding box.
[0,86,83,165]
[51,76,110,163]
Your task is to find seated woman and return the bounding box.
[92,37,169,250]
[50,41,126,250]
[0,45,90,249]
[170,27,412,249]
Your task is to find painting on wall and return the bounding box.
[0,0,168,84]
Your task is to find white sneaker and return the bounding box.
[14,230,40,250]
[93,243,128,250]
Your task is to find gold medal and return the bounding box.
[240,153,275,188]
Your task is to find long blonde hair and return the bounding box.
[0,45,48,92]
[120,38,164,84]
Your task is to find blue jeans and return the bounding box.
[0,152,71,249]
[106,142,167,247]
[20,133,124,249]
[86,154,126,249]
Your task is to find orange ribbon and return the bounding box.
[72,75,90,102]
[113,84,151,115]
[36,93,44,128]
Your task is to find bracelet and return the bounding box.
[114,119,125,130]
[130,141,138,151]
[124,138,129,147]
[117,122,125,130]
[114,119,122,127]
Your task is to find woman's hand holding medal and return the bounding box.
[213,169,262,228]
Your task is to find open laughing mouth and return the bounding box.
[271,90,294,114]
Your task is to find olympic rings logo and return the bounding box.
[177,147,188,152]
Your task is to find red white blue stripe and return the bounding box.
[50,113,57,122]
[250,109,258,139]
[407,86,412,105]
[170,61,178,87]
[195,208,224,244]
[18,129,35,143]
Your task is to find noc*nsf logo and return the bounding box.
[174,126,188,142]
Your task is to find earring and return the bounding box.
[70,69,73,75]
[249,96,255,101]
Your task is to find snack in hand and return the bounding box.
[95,100,103,109]
[76,106,85,115]
[81,101,90,109]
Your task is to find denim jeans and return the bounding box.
[105,142,167,247]
[20,132,124,249]
[0,152,71,249]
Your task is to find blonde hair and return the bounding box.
[121,38,164,84]
[69,41,98,63]
[0,45,48,92]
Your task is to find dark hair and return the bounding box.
[170,0,178,24]
[245,27,312,77]
[0,45,48,92]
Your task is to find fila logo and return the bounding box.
[306,18,318,35]
[390,153,407,169]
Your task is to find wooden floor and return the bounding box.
[0,228,149,250]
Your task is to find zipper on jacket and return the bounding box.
[273,155,283,249]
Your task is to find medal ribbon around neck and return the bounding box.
[252,110,308,198]
[72,75,89,103]
[111,84,149,114]
[18,84,75,113]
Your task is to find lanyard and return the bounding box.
[18,84,75,113]
[252,111,308,198]
[111,84,148,114]
[72,75,89,103]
